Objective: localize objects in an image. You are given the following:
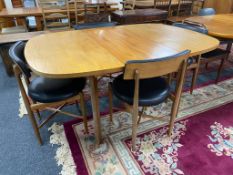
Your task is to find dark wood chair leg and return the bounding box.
[28,109,43,145]
[131,105,138,151]
[79,92,88,133]
[215,57,226,84]
[190,56,201,94]
[108,83,113,122]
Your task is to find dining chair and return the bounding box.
[198,8,216,16]
[173,21,230,89]
[9,41,88,145]
[39,0,71,30]
[166,0,195,23]
[154,0,172,12]
[109,50,191,150]
[122,0,136,10]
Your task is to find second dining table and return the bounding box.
[186,14,233,51]
[25,24,219,146]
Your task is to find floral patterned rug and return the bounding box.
[49,77,233,175]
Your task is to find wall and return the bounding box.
[204,0,233,13]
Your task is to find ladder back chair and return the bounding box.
[109,50,191,150]
[154,0,172,14]
[39,0,71,30]
[167,0,196,23]
[122,0,136,10]
[173,21,230,91]
[73,0,101,24]
[177,0,195,16]
[9,41,88,145]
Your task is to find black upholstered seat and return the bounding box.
[112,74,170,106]
[202,48,230,58]
[9,41,87,104]
[9,41,88,145]
[73,22,117,30]
[28,77,86,103]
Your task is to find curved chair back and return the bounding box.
[124,50,190,80]
[198,8,216,16]
[173,21,208,34]
[9,41,31,78]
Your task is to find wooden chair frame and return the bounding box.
[13,64,88,145]
[154,0,172,15]
[181,20,230,92]
[109,51,190,150]
[122,0,136,10]
[39,0,71,30]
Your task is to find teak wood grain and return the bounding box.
[25,24,219,78]
[186,14,233,39]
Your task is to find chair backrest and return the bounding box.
[123,0,136,10]
[123,50,190,80]
[173,21,208,34]
[73,0,101,24]
[9,41,31,78]
[170,0,195,16]
[39,0,71,30]
[154,0,172,13]
[198,8,216,16]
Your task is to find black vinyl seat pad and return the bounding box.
[202,48,230,58]
[28,77,86,103]
[112,74,171,106]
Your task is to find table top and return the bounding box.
[25,24,219,78]
[186,14,233,39]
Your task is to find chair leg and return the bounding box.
[28,109,43,145]
[36,110,42,120]
[108,83,113,122]
[131,105,139,151]
[215,57,226,84]
[190,56,201,94]
[137,106,146,124]
[79,92,88,133]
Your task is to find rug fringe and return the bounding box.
[49,123,76,175]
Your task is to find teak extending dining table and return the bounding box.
[25,24,219,146]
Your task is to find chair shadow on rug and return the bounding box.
[109,50,191,150]
[9,41,88,145]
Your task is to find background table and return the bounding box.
[187,14,233,51]
[25,24,219,145]
[187,14,233,40]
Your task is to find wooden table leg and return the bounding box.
[89,76,102,145]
